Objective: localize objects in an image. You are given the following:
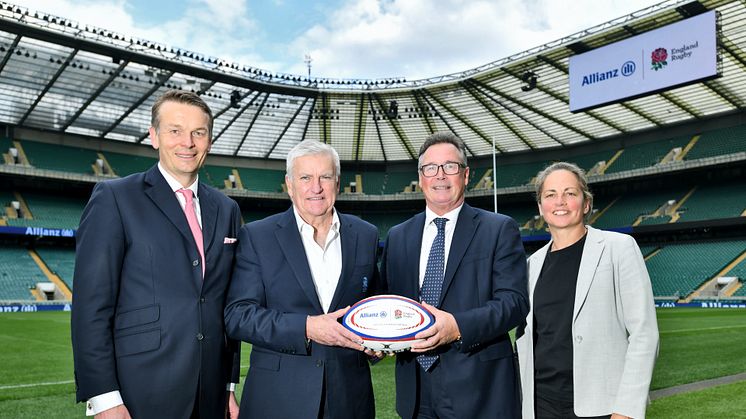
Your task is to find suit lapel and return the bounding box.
[276,208,323,314]
[529,244,550,300]
[143,166,196,251]
[328,213,357,311]
[439,204,477,306]
[403,212,426,300]
[573,227,604,321]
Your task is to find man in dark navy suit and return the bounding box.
[381,132,529,419]
[224,141,380,419]
[72,90,241,419]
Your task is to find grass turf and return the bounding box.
[0,308,744,418]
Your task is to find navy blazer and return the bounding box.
[71,165,242,419]
[224,207,380,419]
[381,204,529,419]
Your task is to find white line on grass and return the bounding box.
[0,380,74,390]
[659,323,746,334]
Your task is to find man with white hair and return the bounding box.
[224,141,380,419]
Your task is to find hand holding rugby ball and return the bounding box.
[342,295,434,353]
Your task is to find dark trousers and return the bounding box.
[535,392,611,419]
[414,363,457,419]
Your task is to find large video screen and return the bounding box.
[569,10,718,113]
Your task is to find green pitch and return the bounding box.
[0,308,744,418]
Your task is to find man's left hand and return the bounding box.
[410,303,460,353]
[226,391,239,419]
[610,414,631,419]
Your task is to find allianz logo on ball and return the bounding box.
[342,295,435,352]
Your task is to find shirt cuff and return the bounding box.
[226,383,237,392]
[86,391,123,416]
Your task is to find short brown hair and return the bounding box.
[417,131,468,167]
[151,90,213,136]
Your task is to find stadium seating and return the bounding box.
[104,151,158,176]
[727,257,746,296]
[0,137,14,163]
[5,193,85,230]
[0,245,46,300]
[235,167,285,193]
[496,203,545,236]
[685,125,746,160]
[242,209,281,224]
[355,210,418,238]
[637,215,673,226]
[638,245,659,257]
[676,182,746,222]
[591,187,688,229]
[360,171,387,194]
[568,150,617,174]
[604,136,690,173]
[20,140,100,174]
[35,248,76,291]
[1,189,19,219]
[645,240,746,297]
[199,164,234,189]
[495,161,546,188]
[382,171,418,194]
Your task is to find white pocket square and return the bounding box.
[224,237,238,244]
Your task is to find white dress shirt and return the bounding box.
[293,207,343,314]
[159,163,202,228]
[85,164,204,416]
[418,205,463,288]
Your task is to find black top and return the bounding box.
[533,233,587,402]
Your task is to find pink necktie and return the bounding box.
[177,188,205,277]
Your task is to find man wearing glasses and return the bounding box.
[380,131,529,419]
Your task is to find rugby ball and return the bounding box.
[342,295,435,353]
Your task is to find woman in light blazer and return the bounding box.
[516,162,659,419]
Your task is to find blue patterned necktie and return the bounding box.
[417,217,447,371]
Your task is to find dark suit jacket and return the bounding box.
[71,165,242,419]
[380,203,529,419]
[224,207,380,419]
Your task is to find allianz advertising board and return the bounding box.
[569,10,718,113]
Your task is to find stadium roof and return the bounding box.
[0,0,744,162]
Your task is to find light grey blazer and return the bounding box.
[516,226,659,419]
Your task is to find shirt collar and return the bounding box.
[293,207,340,234]
[158,162,199,198]
[425,204,463,227]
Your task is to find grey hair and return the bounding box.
[417,131,468,168]
[286,141,341,179]
[534,161,594,222]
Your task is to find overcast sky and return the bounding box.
[20,0,668,80]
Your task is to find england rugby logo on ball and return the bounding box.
[342,295,435,352]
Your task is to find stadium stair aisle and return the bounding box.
[676,135,700,160]
[717,250,746,297]
[27,250,72,300]
[29,287,45,301]
[12,192,32,220]
[679,242,746,302]
[588,196,619,225]
[666,187,697,223]
[600,149,624,173]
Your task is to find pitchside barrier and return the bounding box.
[2,300,745,312]
[0,301,71,312]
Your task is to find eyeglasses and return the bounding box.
[419,162,465,177]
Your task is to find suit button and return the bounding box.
[192,259,199,267]
[316,360,323,367]
[199,297,206,303]
[575,335,583,343]
[196,333,204,341]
